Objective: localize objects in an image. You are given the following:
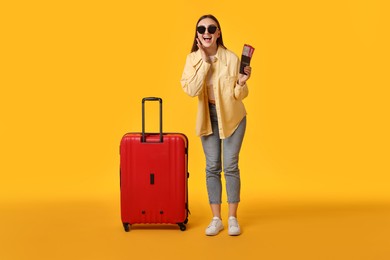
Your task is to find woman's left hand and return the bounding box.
[238,66,252,86]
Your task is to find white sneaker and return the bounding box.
[228,216,241,236]
[205,217,224,236]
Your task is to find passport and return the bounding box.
[240,44,255,75]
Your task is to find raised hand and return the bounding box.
[196,38,211,63]
[238,66,252,85]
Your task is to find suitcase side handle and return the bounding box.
[142,97,163,143]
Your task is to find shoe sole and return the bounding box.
[205,227,224,236]
[228,228,241,236]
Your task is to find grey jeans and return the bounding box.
[201,103,246,204]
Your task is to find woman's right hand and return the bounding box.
[196,38,210,63]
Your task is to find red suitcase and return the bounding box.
[120,97,189,232]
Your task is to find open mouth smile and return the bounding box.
[203,37,212,43]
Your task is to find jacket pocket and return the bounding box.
[223,76,237,97]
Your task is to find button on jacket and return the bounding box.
[181,47,248,139]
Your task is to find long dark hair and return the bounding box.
[190,14,226,53]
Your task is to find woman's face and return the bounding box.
[196,18,220,49]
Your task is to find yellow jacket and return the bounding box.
[181,47,248,139]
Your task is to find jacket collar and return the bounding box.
[193,46,228,66]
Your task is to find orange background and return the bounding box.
[1,0,389,259]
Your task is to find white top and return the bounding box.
[206,56,217,101]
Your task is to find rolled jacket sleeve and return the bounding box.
[234,82,249,100]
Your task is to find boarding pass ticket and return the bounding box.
[242,44,255,57]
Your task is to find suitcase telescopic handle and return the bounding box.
[142,97,163,143]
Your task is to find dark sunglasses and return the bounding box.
[197,25,218,34]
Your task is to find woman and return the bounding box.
[180,14,252,236]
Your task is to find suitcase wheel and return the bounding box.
[123,223,131,232]
[178,223,186,231]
